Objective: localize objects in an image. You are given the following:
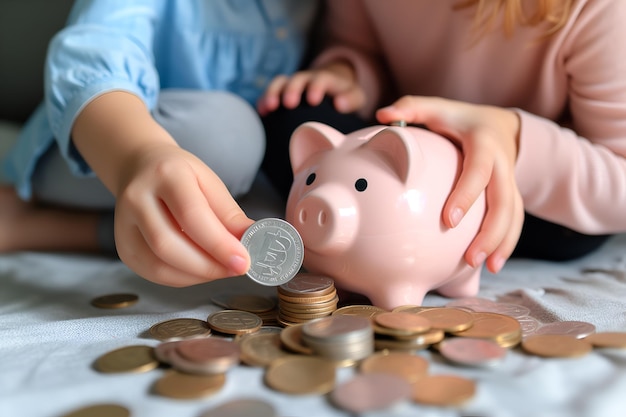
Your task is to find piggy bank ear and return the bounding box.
[361,127,418,184]
[289,122,345,174]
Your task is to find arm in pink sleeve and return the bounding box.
[515,110,626,234]
[514,0,626,234]
[311,0,389,119]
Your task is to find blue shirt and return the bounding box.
[3,0,318,199]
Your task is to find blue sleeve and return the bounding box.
[45,0,165,175]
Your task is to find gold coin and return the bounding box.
[153,369,225,399]
[264,355,336,395]
[90,293,138,309]
[374,312,431,333]
[521,334,593,358]
[149,318,212,341]
[279,323,314,355]
[207,310,263,335]
[332,305,387,319]
[451,312,521,345]
[61,404,130,417]
[94,345,158,373]
[412,375,476,406]
[359,351,429,383]
[239,332,291,367]
[392,305,434,314]
[584,332,626,349]
[416,307,474,332]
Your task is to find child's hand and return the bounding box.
[377,96,524,274]
[257,61,366,116]
[113,144,254,286]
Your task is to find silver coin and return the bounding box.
[517,315,542,338]
[240,218,304,286]
[534,320,596,339]
[474,302,531,319]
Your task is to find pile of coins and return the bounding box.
[301,314,374,363]
[276,273,338,326]
[84,273,626,416]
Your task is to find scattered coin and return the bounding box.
[374,311,431,333]
[416,307,474,333]
[412,374,476,406]
[170,338,241,375]
[392,305,434,314]
[517,315,542,339]
[228,294,277,313]
[438,337,507,367]
[94,345,158,374]
[473,302,531,319]
[521,334,593,358]
[149,318,212,341]
[451,312,522,348]
[264,355,336,395]
[330,372,412,413]
[279,323,314,355]
[359,351,429,383]
[239,332,291,367]
[584,332,626,349]
[240,218,304,286]
[534,321,596,339]
[332,305,387,319]
[200,398,277,417]
[90,293,138,309]
[60,404,130,417]
[153,369,226,399]
[207,310,263,335]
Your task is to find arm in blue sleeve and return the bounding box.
[45,0,166,175]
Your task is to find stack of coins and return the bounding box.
[276,273,338,326]
[301,314,374,364]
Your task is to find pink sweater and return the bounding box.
[313,0,626,234]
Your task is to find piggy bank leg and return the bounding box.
[366,284,429,311]
[436,268,481,299]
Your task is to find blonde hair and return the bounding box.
[455,0,576,39]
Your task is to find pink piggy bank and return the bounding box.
[285,122,486,310]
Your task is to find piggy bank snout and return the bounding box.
[290,185,359,254]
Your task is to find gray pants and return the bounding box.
[31,90,266,252]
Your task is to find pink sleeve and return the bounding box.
[514,0,626,234]
[515,110,626,233]
[310,0,389,119]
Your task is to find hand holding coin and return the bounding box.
[240,218,304,286]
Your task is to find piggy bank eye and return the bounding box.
[306,173,316,186]
[355,178,367,192]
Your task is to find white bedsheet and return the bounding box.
[2,230,626,417]
[2,117,626,416]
